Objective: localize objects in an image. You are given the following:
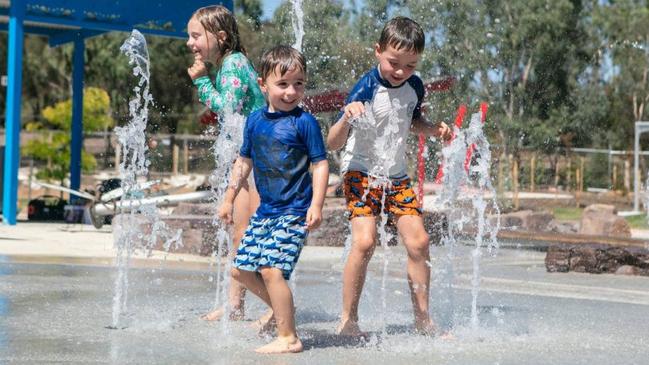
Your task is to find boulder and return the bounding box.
[615,265,640,275]
[548,220,579,234]
[579,204,631,238]
[583,204,617,215]
[545,245,571,272]
[498,210,554,232]
[545,243,649,276]
[307,204,350,247]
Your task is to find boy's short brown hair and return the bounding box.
[378,17,425,54]
[259,45,307,81]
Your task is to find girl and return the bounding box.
[186,5,265,322]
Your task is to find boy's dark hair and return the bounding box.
[259,45,306,81]
[378,17,425,54]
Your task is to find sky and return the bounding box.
[261,0,283,20]
[261,1,363,20]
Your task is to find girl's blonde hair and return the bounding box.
[191,5,246,61]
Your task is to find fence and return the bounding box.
[8,130,649,195]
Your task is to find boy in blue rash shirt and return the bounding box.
[327,17,452,337]
[218,45,329,354]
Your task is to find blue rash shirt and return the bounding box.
[240,106,327,218]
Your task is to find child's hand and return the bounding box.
[436,122,452,141]
[217,201,234,225]
[342,102,366,123]
[187,59,208,80]
[305,206,323,231]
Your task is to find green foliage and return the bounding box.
[235,0,263,29]
[23,131,97,182]
[27,87,115,131]
[262,0,373,92]
[21,88,111,182]
[595,0,649,123]
[5,0,649,169]
[584,154,611,188]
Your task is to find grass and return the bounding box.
[553,207,649,229]
[625,214,649,229]
[553,207,583,221]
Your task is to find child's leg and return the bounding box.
[230,266,276,333]
[201,183,253,321]
[396,215,436,333]
[338,216,377,335]
[230,184,255,309]
[230,268,272,307]
[254,267,302,354]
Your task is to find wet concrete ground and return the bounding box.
[1,245,648,364]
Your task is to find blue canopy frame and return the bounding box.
[1,0,232,225]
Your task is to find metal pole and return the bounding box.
[634,123,640,212]
[70,35,85,198]
[633,122,649,212]
[2,1,25,225]
[607,144,612,188]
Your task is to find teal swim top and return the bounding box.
[192,52,266,117]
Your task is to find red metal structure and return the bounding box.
[302,77,455,114]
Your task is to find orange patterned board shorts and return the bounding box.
[343,171,422,220]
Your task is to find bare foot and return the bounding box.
[335,319,368,338]
[414,317,438,336]
[200,306,244,322]
[254,337,303,354]
[251,309,276,335]
[414,318,454,339]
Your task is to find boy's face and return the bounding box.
[258,65,306,112]
[186,17,223,62]
[374,44,420,86]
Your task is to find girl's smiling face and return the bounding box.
[186,17,221,62]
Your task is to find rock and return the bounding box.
[615,265,639,276]
[498,211,525,229]
[423,211,448,246]
[579,204,631,238]
[545,245,571,272]
[545,243,649,276]
[569,246,600,273]
[525,211,554,231]
[583,204,617,215]
[307,205,350,247]
[498,210,554,231]
[548,220,579,234]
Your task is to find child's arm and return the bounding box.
[326,102,365,150]
[189,59,248,115]
[411,117,452,141]
[217,157,253,224]
[306,159,329,231]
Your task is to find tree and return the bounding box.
[23,87,115,182]
[235,0,263,29]
[413,0,595,157]
[594,0,649,147]
[262,0,373,92]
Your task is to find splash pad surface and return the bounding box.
[1,226,648,364]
